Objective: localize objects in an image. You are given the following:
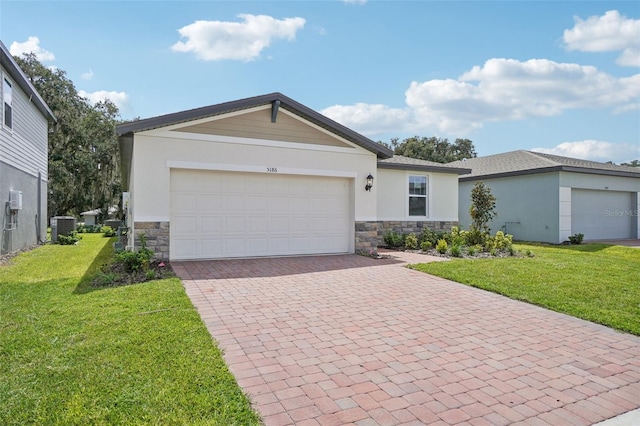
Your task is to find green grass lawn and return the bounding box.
[0,234,260,425]
[410,243,640,336]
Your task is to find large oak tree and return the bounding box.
[14,54,121,221]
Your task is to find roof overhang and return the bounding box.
[0,40,56,122]
[459,166,640,181]
[378,161,471,175]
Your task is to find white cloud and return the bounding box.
[322,103,411,136]
[532,140,640,163]
[563,10,640,67]
[171,14,306,62]
[79,90,129,110]
[322,58,639,137]
[9,36,55,62]
[81,69,94,80]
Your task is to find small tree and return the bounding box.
[469,182,497,235]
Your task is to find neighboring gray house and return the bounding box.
[0,40,56,254]
[451,150,640,243]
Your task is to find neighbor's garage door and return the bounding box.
[571,189,634,240]
[170,169,352,260]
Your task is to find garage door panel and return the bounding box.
[200,216,222,233]
[198,194,221,211]
[572,189,633,240]
[172,215,197,233]
[172,193,197,212]
[173,238,198,259]
[225,217,246,233]
[171,170,352,259]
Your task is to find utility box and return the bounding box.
[51,216,76,242]
[9,190,22,210]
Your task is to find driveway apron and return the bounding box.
[173,253,640,426]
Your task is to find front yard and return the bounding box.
[411,243,640,335]
[0,234,260,425]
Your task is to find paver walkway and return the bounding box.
[173,252,640,425]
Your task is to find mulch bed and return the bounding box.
[93,260,176,287]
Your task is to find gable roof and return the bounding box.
[450,150,640,181]
[378,155,471,175]
[116,92,392,159]
[0,40,56,122]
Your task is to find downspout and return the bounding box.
[37,170,42,243]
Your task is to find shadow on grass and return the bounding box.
[73,237,116,295]
[516,242,614,253]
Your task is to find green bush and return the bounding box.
[58,231,81,245]
[404,233,418,250]
[420,228,449,246]
[466,226,486,246]
[383,231,404,248]
[466,245,476,256]
[420,241,432,251]
[450,244,462,257]
[436,239,448,254]
[115,234,154,273]
[102,226,116,237]
[76,224,103,234]
[568,233,584,244]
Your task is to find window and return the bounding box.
[3,76,12,129]
[408,175,428,216]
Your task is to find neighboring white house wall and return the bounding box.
[559,187,571,242]
[0,68,48,180]
[377,169,459,221]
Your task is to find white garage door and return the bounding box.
[170,169,352,260]
[571,189,634,240]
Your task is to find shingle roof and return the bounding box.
[449,150,640,180]
[116,92,392,159]
[0,40,56,122]
[378,155,471,175]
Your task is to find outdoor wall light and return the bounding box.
[365,174,374,191]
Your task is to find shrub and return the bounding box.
[58,231,81,245]
[466,245,476,256]
[420,241,432,252]
[568,233,584,244]
[383,231,404,248]
[466,227,486,246]
[404,233,418,250]
[450,244,462,257]
[469,181,497,233]
[493,231,513,250]
[450,226,467,247]
[102,226,116,237]
[436,239,448,254]
[115,234,154,273]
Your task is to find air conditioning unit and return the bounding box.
[9,190,22,210]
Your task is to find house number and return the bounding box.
[267,167,278,173]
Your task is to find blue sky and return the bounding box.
[2,1,639,163]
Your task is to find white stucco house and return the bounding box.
[1,40,56,254]
[450,150,640,244]
[117,93,470,260]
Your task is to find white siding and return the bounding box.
[377,168,459,221]
[0,66,48,180]
[131,126,377,226]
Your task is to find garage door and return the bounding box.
[170,169,352,260]
[571,189,634,240]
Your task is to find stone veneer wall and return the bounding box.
[355,221,378,254]
[377,220,457,245]
[133,221,170,260]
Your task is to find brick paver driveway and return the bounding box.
[173,252,640,425]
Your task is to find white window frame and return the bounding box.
[408,174,429,218]
[2,74,13,130]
